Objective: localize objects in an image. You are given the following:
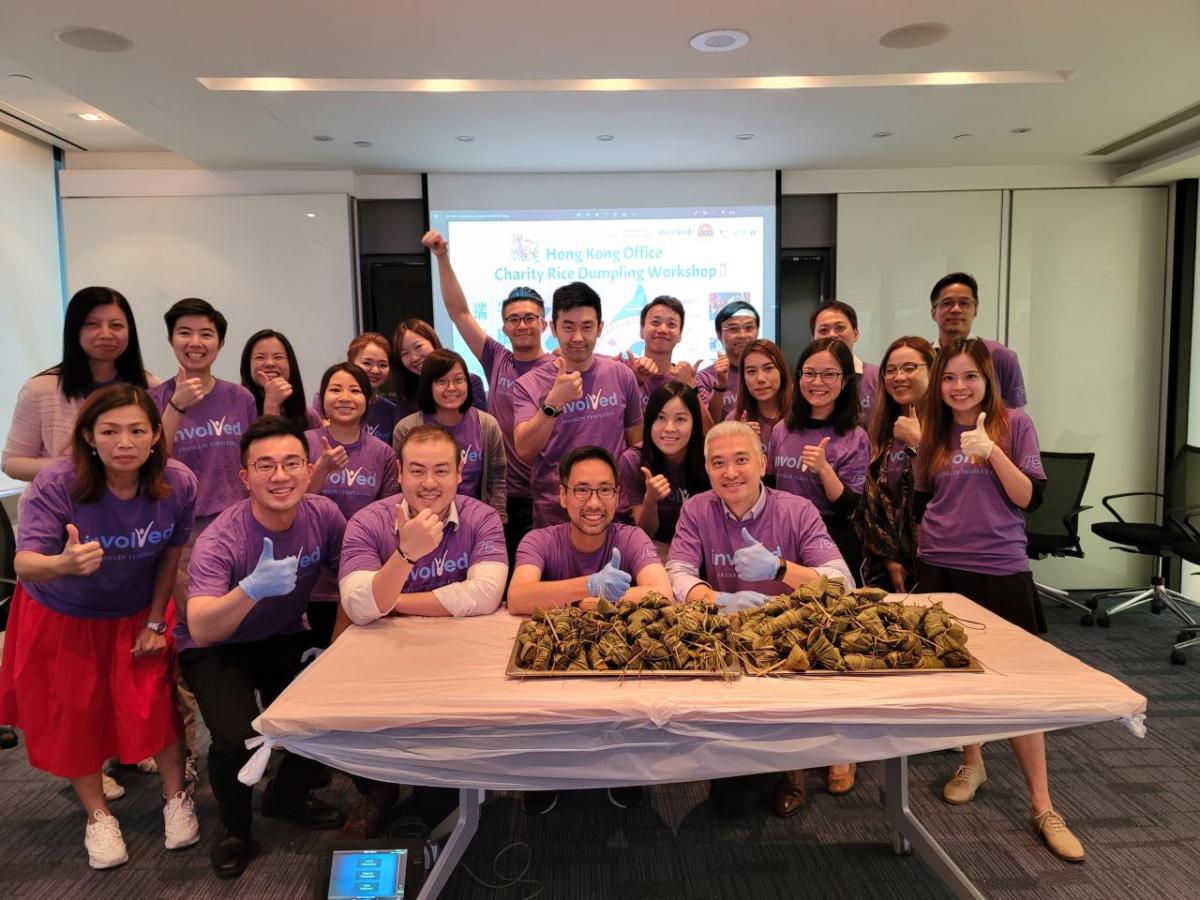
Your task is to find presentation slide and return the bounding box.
[428,206,776,383]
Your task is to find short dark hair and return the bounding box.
[501,286,545,317]
[809,299,859,333]
[317,362,373,418]
[397,423,460,464]
[417,349,473,415]
[787,338,860,434]
[239,415,307,467]
[559,445,618,484]
[164,297,228,342]
[713,300,759,336]
[239,329,309,430]
[930,272,979,304]
[551,281,602,324]
[53,286,149,399]
[639,295,685,329]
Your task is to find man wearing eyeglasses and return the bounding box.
[177,416,348,879]
[696,300,760,423]
[810,299,879,411]
[930,272,1027,407]
[422,230,553,560]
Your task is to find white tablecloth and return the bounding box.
[245,594,1147,790]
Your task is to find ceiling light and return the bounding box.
[953,133,975,141]
[54,27,133,53]
[306,213,316,218]
[455,135,474,142]
[73,112,106,122]
[1011,126,1032,134]
[352,140,373,148]
[312,134,333,142]
[735,133,754,141]
[690,30,750,53]
[596,134,615,142]
[879,23,951,49]
[873,131,892,138]
[8,74,33,83]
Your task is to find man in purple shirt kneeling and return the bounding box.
[667,420,854,821]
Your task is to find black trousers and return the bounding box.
[915,561,1046,635]
[708,773,779,818]
[179,631,324,839]
[504,494,534,567]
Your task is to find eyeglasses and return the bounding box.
[434,375,467,389]
[504,314,543,327]
[799,369,843,383]
[250,457,306,476]
[883,362,928,378]
[934,298,977,312]
[568,485,618,502]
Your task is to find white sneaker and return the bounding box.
[84,810,129,869]
[136,757,159,774]
[101,772,125,801]
[163,791,200,850]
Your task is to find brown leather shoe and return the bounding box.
[341,783,399,839]
[771,770,807,818]
[826,762,857,795]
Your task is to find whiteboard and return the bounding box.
[61,193,356,405]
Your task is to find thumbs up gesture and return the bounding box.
[544,356,584,409]
[668,358,702,389]
[713,352,730,390]
[619,351,658,385]
[640,466,671,503]
[732,526,781,581]
[171,365,206,412]
[256,369,293,414]
[893,404,921,448]
[739,410,762,439]
[317,435,349,472]
[60,523,103,576]
[238,537,300,602]
[395,503,444,562]
[959,412,994,463]
[800,436,832,475]
[586,547,632,601]
[421,229,449,258]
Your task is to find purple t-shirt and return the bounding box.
[17,458,196,619]
[696,363,739,419]
[481,337,551,498]
[339,495,507,592]
[362,396,401,443]
[669,487,842,595]
[304,426,399,520]
[178,494,345,650]
[515,522,659,582]
[149,378,258,518]
[917,408,1043,576]
[857,362,880,411]
[512,355,643,527]
[768,423,870,517]
[618,446,692,543]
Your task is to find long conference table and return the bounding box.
[241,594,1147,900]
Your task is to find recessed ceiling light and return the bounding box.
[8,74,33,83]
[73,112,106,122]
[690,30,750,53]
[1011,126,1032,134]
[352,140,373,148]
[596,134,615,142]
[54,27,133,53]
[879,23,951,49]
[306,213,316,218]
[953,132,975,141]
[735,133,754,141]
[454,135,474,142]
[873,131,892,138]
[312,134,333,142]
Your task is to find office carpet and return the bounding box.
[1,599,1195,900]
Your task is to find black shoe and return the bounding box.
[0,727,18,750]
[211,834,257,879]
[263,792,347,830]
[606,786,644,809]
[521,791,558,815]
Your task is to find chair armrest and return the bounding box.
[1058,505,1093,540]
[1167,504,1200,540]
[1101,492,1164,523]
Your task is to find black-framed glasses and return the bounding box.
[568,485,618,502]
[250,457,306,476]
[883,362,929,378]
[799,369,843,383]
[934,298,977,312]
[504,313,543,327]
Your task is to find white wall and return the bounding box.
[61,194,356,399]
[0,124,64,496]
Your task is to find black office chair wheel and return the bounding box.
[1080,613,1094,626]
[1170,650,1187,665]
[1096,612,1111,627]
[0,727,18,750]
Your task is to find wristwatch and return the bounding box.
[144,620,167,634]
[774,558,787,581]
[541,402,561,418]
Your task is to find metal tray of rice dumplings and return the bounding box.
[741,652,984,677]
[505,623,741,679]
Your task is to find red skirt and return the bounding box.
[0,584,182,779]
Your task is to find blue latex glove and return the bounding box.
[587,548,632,601]
[714,590,770,613]
[733,527,781,581]
[238,537,299,602]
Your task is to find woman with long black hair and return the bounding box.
[240,329,320,431]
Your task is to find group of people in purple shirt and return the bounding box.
[0,232,1087,878]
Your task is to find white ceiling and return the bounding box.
[1,1,1199,175]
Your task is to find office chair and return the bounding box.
[1088,444,1200,631]
[1167,541,1200,665]
[0,499,17,750]
[1024,451,1095,624]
